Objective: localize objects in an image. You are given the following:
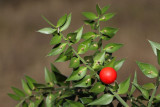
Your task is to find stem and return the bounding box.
[147,86,157,107]
[110,90,129,107]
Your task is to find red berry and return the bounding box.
[99,67,117,84]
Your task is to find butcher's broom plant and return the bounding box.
[8,4,160,107]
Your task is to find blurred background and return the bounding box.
[1,0,160,106]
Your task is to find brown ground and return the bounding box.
[0,0,160,106]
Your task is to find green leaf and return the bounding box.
[148,40,160,56]
[89,42,99,50]
[92,52,105,70]
[101,5,110,14]
[69,57,80,68]
[50,34,62,45]
[51,64,68,86]
[74,75,91,87]
[41,15,56,28]
[46,94,56,107]
[77,39,91,54]
[117,77,130,94]
[157,49,160,65]
[75,26,83,43]
[55,53,70,62]
[101,27,118,40]
[99,13,115,21]
[29,101,35,107]
[44,67,56,86]
[51,63,60,73]
[89,82,105,94]
[25,75,36,90]
[63,100,84,107]
[104,43,123,53]
[142,83,155,90]
[96,4,101,15]
[104,57,116,68]
[8,93,21,101]
[22,80,32,96]
[11,87,25,97]
[130,72,137,96]
[57,14,67,27]
[155,94,160,100]
[67,33,77,43]
[22,101,28,107]
[82,12,98,20]
[84,20,95,29]
[66,66,87,81]
[82,32,98,40]
[60,13,72,31]
[60,90,75,99]
[114,58,125,71]
[47,43,67,56]
[38,28,56,34]
[84,56,93,64]
[88,94,113,105]
[136,61,158,78]
[80,97,93,104]
[35,95,44,107]
[132,83,149,99]
[65,46,73,56]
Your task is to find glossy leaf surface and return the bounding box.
[117,77,130,94]
[88,94,113,105]
[137,61,158,78]
[48,43,67,56]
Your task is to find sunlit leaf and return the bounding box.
[101,5,110,14]
[80,97,93,104]
[75,26,83,43]
[148,40,160,56]
[130,72,137,96]
[132,83,149,100]
[47,43,67,56]
[114,58,125,71]
[82,32,98,40]
[104,43,123,53]
[8,93,21,101]
[50,34,62,45]
[117,77,130,94]
[69,57,80,68]
[60,13,72,31]
[101,27,118,40]
[38,28,56,34]
[25,75,36,90]
[96,4,101,15]
[11,87,25,97]
[74,75,91,87]
[142,83,155,90]
[82,12,98,20]
[57,14,67,27]
[89,82,105,94]
[136,61,158,78]
[100,13,115,21]
[89,42,98,50]
[157,49,160,65]
[77,39,91,54]
[88,94,113,105]
[46,94,56,107]
[22,80,32,96]
[66,66,87,81]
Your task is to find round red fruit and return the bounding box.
[99,67,117,84]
